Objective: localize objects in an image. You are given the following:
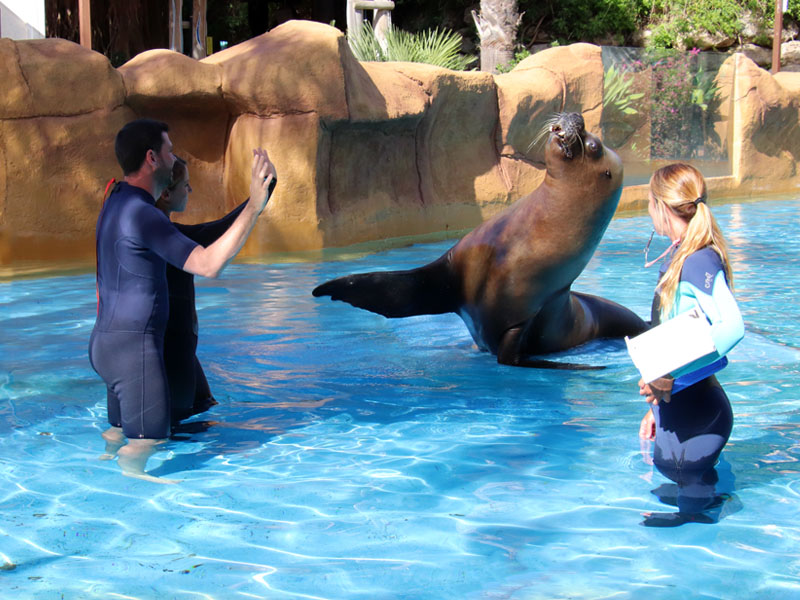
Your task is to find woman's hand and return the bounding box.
[249,148,276,213]
[639,408,656,440]
[638,376,674,405]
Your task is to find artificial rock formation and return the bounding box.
[2,21,800,272]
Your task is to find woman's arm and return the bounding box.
[671,270,744,379]
[182,149,275,278]
[175,199,250,247]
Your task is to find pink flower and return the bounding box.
[690,47,700,56]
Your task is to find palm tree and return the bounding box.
[472,0,522,73]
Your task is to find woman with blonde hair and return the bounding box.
[637,163,744,525]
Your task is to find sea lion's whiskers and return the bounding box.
[526,115,561,153]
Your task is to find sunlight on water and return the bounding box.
[0,199,799,598]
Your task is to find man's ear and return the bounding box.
[145,148,158,170]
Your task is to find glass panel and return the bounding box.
[601,46,732,186]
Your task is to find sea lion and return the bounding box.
[312,112,647,367]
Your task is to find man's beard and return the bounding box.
[155,159,172,189]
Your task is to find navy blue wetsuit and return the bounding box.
[89,182,199,439]
[648,247,744,517]
[165,200,248,424]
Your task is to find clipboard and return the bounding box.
[625,307,717,383]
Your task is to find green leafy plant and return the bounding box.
[603,64,644,116]
[601,63,646,149]
[646,0,769,49]
[496,49,532,73]
[528,0,646,45]
[647,48,721,158]
[347,22,475,70]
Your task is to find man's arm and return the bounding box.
[182,148,275,278]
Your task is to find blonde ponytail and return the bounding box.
[649,164,734,318]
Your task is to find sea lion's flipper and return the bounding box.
[496,326,604,370]
[312,257,458,318]
[572,291,648,339]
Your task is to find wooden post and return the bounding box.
[346,0,365,40]
[772,0,784,74]
[192,0,207,59]
[350,1,394,47]
[169,0,184,53]
[78,0,91,49]
[372,8,392,48]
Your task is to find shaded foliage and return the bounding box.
[46,0,168,65]
[44,0,800,68]
[45,0,347,66]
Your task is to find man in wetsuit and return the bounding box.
[89,119,276,483]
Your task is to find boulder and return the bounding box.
[737,44,772,69]
[118,49,224,112]
[0,107,135,267]
[0,37,124,120]
[781,40,800,71]
[203,20,350,121]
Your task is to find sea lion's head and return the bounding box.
[543,112,623,193]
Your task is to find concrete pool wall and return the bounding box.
[2,20,800,271]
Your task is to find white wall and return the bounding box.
[1,0,45,40]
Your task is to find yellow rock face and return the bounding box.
[1,21,800,272]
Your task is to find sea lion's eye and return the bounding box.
[588,140,598,152]
[604,169,612,179]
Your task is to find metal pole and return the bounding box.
[79,0,91,49]
[772,0,784,74]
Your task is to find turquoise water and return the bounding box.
[1,199,799,599]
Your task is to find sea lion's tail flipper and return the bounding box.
[312,257,458,318]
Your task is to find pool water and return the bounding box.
[1,199,799,599]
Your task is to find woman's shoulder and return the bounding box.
[680,247,725,290]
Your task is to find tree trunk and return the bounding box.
[472,0,521,73]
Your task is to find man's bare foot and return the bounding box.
[99,426,125,460]
[122,471,181,485]
[117,438,179,484]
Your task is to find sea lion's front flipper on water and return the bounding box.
[312,256,459,318]
[496,325,605,370]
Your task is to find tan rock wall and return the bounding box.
[2,21,800,273]
[0,36,131,266]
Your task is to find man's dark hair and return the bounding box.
[114,119,169,175]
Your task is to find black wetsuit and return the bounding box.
[648,247,744,518]
[165,200,248,424]
[89,182,199,439]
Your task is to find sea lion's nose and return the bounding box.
[563,112,585,133]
